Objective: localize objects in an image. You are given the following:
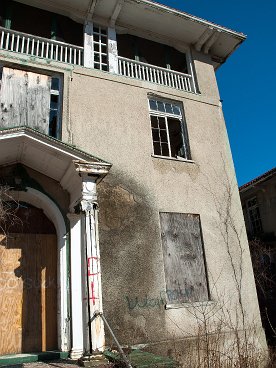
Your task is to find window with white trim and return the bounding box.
[247,197,263,235]
[148,98,191,159]
[93,24,108,71]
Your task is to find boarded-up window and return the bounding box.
[160,212,209,304]
[0,67,52,134]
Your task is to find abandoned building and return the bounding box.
[0,0,267,365]
[240,168,276,345]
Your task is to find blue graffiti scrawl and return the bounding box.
[126,287,194,310]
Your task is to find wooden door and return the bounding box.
[0,233,57,355]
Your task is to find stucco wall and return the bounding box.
[0,48,266,355]
[66,59,264,348]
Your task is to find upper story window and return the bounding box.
[0,66,62,138]
[0,0,83,46]
[92,25,108,71]
[247,197,263,235]
[149,98,191,160]
[117,34,188,74]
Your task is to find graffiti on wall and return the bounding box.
[126,287,194,310]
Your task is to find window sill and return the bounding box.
[151,155,195,164]
[165,300,215,310]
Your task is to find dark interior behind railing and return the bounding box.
[0,0,83,46]
[117,33,188,73]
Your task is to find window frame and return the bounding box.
[246,196,263,235]
[148,97,191,161]
[0,64,63,139]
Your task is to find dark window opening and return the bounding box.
[149,98,190,160]
[1,1,83,46]
[247,197,263,236]
[117,34,188,74]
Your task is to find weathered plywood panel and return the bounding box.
[0,234,23,355]
[160,213,209,303]
[0,67,51,133]
[0,233,57,355]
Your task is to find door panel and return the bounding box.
[0,233,57,355]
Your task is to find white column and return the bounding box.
[84,21,94,68]
[108,27,118,74]
[68,213,85,359]
[81,177,105,352]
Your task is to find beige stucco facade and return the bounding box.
[0,2,267,363]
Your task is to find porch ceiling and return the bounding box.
[15,0,246,68]
[0,127,111,185]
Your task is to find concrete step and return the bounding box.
[0,351,69,366]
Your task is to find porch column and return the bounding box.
[108,27,119,74]
[84,21,94,68]
[68,213,85,359]
[80,175,105,352]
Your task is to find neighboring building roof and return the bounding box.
[16,0,246,69]
[239,168,276,193]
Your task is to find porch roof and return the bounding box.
[0,127,112,187]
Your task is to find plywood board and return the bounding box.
[160,212,209,303]
[0,67,51,133]
[0,233,57,354]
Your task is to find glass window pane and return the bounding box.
[93,26,99,34]
[49,110,58,137]
[151,115,158,128]
[158,117,166,129]
[167,118,184,158]
[153,142,161,155]
[51,77,59,91]
[160,129,168,142]
[165,103,173,114]
[157,101,165,112]
[152,129,159,141]
[161,143,169,156]
[172,105,181,115]
[50,94,59,109]
[94,34,99,42]
[149,99,157,111]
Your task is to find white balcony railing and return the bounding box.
[0,27,196,93]
[118,56,195,93]
[0,26,84,66]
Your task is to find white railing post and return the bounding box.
[83,21,94,68]
[107,27,118,74]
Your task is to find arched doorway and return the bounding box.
[0,201,58,354]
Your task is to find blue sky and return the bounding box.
[159,0,276,186]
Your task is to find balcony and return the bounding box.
[0,26,84,66]
[118,56,195,93]
[0,26,196,94]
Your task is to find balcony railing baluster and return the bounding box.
[0,26,84,66]
[118,56,195,93]
[0,26,196,92]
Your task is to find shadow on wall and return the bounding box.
[98,174,166,345]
